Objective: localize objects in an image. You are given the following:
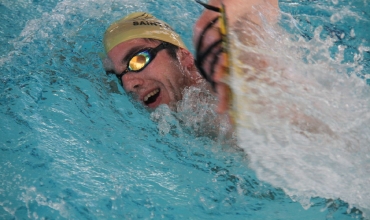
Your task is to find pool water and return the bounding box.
[1,0,369,219]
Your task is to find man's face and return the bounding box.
[108,39,192,109]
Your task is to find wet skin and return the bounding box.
[108,38,201,109]
[193,0,279,113]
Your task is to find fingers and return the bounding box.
[194,16,220,53]
[215,83,230,114]
[214,52,231,114]
[193,0,233,114]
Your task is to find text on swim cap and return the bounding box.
[132,21,175,31]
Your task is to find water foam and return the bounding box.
[229,5,370,217]
[1,0,369,218]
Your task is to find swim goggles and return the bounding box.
[107,42,168,82]
[194,0,230,90]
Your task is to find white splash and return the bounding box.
[228,9,370,218]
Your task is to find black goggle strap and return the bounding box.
[104,69,124,85]
[151,42,168,55]
[105,69,124,84]
[105,69,115,75]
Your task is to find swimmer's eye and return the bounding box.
[124,42,167,74]
[106,42,168,85]
[128,51,151,72]
[114,42,168,83]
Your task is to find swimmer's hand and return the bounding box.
[193,0,279,113]
[213,52,230,114]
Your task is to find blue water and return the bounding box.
[1,0,369,219]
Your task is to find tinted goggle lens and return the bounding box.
[128,51,151,72]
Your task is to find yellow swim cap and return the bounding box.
[103,12,187,53]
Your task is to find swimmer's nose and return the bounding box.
[121,74,144,91]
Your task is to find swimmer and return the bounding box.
[102,12,238,142]
[103,12,208,110]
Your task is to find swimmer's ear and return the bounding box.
[177,48,195,70]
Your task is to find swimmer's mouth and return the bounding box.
[143,88,160,106]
